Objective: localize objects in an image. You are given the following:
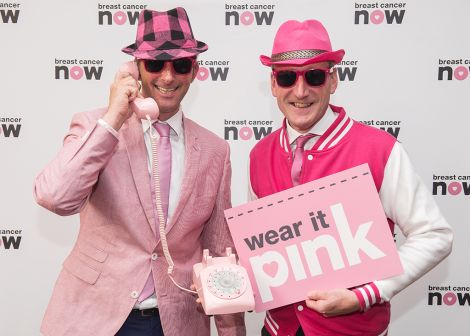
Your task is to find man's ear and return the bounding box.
[191,61,199,83]
[330,68,338,94]
[135,58,142,81]
[270,71,278,97]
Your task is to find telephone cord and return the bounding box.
[150,122,197,295]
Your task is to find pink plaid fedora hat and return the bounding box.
[122,7,208,60]
[260,20,344,66]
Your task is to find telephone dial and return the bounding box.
[119,61,159,120]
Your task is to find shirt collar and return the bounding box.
[141,106,184,137]
[286,106,337,145]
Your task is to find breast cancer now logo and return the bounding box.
[428,285,470,307]
[0,3,20,23]
[359,120,401,139]
[0,117,22,138]
[354,2,406,25]
[438,59,470,81]
[432,174,470,196]
[225,4,275,25]
[197,60,230,81]
[337,60,359,82]
[224,119,273,141]
[97,3,147,25]
[0,229,22,250]
[55,58,104,80]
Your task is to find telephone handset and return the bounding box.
[119,61,159,120]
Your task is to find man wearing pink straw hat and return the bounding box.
[34,7,245,336]
[249,19,452,336]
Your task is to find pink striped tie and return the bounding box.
[291,134,315,186]
[138,122,172,302]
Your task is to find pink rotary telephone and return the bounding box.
[193,248,255,315]
[119,61,159,120]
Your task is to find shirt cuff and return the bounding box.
[97,118,119,138]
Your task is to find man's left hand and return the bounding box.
[305,288,360,317]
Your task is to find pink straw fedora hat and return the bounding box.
[122,7,208,61]
[260,20,344,66]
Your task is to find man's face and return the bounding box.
[138,58,198,121]
[271,61,338,133]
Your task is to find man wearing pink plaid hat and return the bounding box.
[249,19,452,336]
[34,7,245,336]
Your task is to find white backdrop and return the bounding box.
[1,0,469,335]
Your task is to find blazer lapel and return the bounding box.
[165,117,201,233]
[121,116,156,236]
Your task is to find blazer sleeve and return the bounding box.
[200,141,246,336]
[33,110,119,216]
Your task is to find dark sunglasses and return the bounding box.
[143,58,195,75]
[272,68,334,88]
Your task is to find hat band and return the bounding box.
[270,49,327,62]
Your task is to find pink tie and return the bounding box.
[291,134,315,186]
[138,122,172,302]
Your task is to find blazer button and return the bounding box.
[151,253,158,261]
[297,304,304,311]
[131,291,139,299]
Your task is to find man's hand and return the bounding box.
[190,284,202,304]
[190,284,208,315]
[305,288,360,317]
[102,70,141,131]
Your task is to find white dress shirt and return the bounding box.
[141,109,185,223]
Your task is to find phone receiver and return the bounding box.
[193,248,255,315]
[119,61,159,120]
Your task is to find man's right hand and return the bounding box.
[305,288,360,317]
[102,70,141,131]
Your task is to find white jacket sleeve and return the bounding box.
[375,142,453,301]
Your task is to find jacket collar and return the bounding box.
[280,104,353,153]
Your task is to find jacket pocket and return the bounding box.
[62,239,109,284]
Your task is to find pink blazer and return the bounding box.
[34,108,245,336]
